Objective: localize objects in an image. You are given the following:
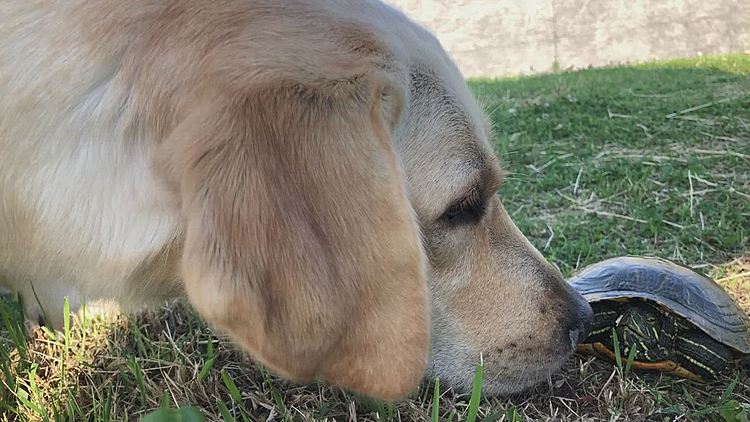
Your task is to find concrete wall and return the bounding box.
[386,0,750,77]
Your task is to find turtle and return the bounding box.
[568,256,750,381]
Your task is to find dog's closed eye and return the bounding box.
[443,187,487,226]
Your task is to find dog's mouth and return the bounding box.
[460,356,570,397]
[425,337,577,397]
[483,369,557,396]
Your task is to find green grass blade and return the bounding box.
[624,342,638,377]
[17,387,47,419]
[446,410,456,422]
[127,355,148,405]
[142,407,205,422]
[129,323,150,356]
[216,399,233,422]
[266,381,287,419]
[431,378,440,422]
[160,390,171,409]
[221,370,250,422]
[63,297,70,356]
[197,355,216,382]
[65,388,83,421]
[221,370,242,403]
[62,297,70,387]
[27,362,52,418]
[198,341,216,382]
[611,329,623,372]
[42,325,57,342]
[466,357,484,422]
[1,298,28,361]
[720,377,739,403]
[28,282,50,330]
[506,406,523,422]
[103,386,113,421]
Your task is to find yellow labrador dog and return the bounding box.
[0,0,592,400]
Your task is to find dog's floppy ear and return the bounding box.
[162,71,428,400]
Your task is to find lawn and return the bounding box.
[1,54,749,421]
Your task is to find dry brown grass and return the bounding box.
[1,259,748,421]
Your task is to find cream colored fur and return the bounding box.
[0,0,591,400]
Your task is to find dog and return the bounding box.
[0,0,592,400]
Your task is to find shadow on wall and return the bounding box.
[387,0,750,77]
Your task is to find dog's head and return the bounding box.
[399,64,593,397]
[380,8,593,395]
[150,0,591,400]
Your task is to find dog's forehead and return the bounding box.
[397,66,500,221]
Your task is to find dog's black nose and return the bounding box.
[568,325,588,349]
[542,271,594,350]
[567,299,593,349]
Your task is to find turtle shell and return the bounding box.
[568,256,750,354]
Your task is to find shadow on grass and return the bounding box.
[1,257,748,421]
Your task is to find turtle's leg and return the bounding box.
[673,330,733,380]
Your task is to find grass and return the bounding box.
[1,53,749,421]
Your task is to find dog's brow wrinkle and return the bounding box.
[468,156,503,199]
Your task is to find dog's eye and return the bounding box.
[443,190,486,226]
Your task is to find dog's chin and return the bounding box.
[480,365,562,397]
[427,350,573,397]
[436,366,563,397]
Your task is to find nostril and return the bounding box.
[579,302,593,337]
[566,301,593,350]
[568,326,587,350]
[568,329,579,350]
[580,309,592,330]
